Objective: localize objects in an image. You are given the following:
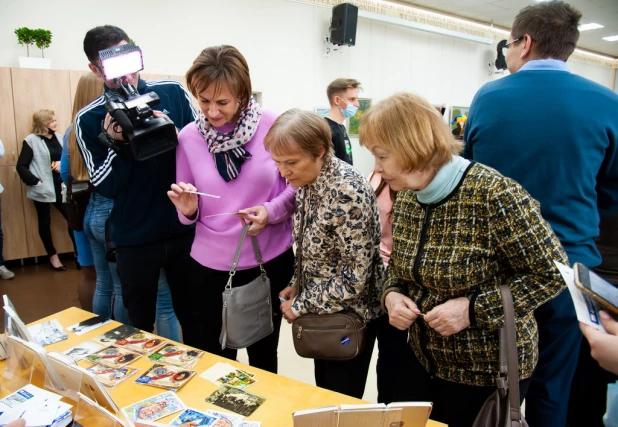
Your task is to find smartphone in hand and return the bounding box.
[574,262,618,315]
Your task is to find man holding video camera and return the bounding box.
[75,25,198,342]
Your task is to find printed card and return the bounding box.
[200,362,256,390]
[148,344,204,368]
[122,391,186,422]
[62,341,104,361]
[92,325,141,346]
[28,319,67,346]
[113,332,167,354]
[66,316,112,335]
[204,410,244,425]
[85,345,141,369]
[205,385,266,417]
[135,364,196,391]
[170,408,219,427]
[86,364,139,387]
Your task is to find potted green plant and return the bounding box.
[33,29,52,58]
[15,26,52,69]
[15,27,34,56]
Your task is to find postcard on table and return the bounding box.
[85,345,141,369]
[62,341,104,361]
[114,332,167,354]
[135,364,196,391]
[200,362,257,390]
[148,344,204,368]
[66,315,112,336]
[204,410,244,425]
[169,408,218,427]
[92,325,141,346]
[28,319,68,346]
[205,385,266,417]
[122,391,187,422]
[86,364,139,388]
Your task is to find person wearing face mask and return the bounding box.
[74,25,197,342]
[167,45,295,373]
[324,78,360,165]
[17,109,76,271]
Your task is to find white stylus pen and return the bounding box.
[183,190,220,199]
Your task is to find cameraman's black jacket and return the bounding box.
[75,78,198,247]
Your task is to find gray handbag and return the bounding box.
[219,224,274,350]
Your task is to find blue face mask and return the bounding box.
[338,98,358,118]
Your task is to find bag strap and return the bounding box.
[294,191,306,292]
[498,285,523,425]
[294,188,375,323]
[66,150,73,200]
[226,223,266,289]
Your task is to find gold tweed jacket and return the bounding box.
[382,163,568,386]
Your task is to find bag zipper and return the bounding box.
[296,324,348,339]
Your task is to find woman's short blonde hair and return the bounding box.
[70,74,104,182]
[264,109,332,159]
[31,109,55,136]
[359,93,462,171]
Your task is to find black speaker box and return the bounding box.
[330,3,358,46]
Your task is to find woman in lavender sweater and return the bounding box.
[167,45,295,373]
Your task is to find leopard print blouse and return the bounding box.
[289,156,384,320]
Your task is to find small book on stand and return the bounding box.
[292,402,433,427]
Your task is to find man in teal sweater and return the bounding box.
[464,2,618,426]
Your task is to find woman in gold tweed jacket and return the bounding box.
[359,92,568,427]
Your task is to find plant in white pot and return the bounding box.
[15,27,52,69]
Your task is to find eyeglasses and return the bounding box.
[504,36,523,49]
[502,36,523,57]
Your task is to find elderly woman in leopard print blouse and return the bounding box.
[263,108,384,399]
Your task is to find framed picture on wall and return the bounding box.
[449,105,470,140]
[348,98,372,136]
[314,108,330,118]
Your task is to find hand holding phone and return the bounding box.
[574,262,618,315]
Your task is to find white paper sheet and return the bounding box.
[554,260,606,333]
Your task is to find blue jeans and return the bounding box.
[86,194,181,340]
[156,269,181,342]
[84,194,129,324]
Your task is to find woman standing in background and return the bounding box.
[17,109,75,271]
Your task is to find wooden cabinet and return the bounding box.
[0,68,18,166]
[0,68,199,262]
[1,68,75,261]
[0,166,28,260]
[11,68,73,141]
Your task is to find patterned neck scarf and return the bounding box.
[196,97,262,182]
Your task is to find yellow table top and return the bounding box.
[2,307,445,426]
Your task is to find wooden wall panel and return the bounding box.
[11,68,72,142]
[11,68,74,258]
[0,68,18,166]
[69,70,90,108]
[0,166,29,260]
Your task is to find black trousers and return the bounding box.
[181,248,295,374]
[32,178,75,256]
[393,343,530,427]
[115,231,194,335]
[376,314,409,404]
[314,318,378,399]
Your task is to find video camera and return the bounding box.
[97,43,177,161]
